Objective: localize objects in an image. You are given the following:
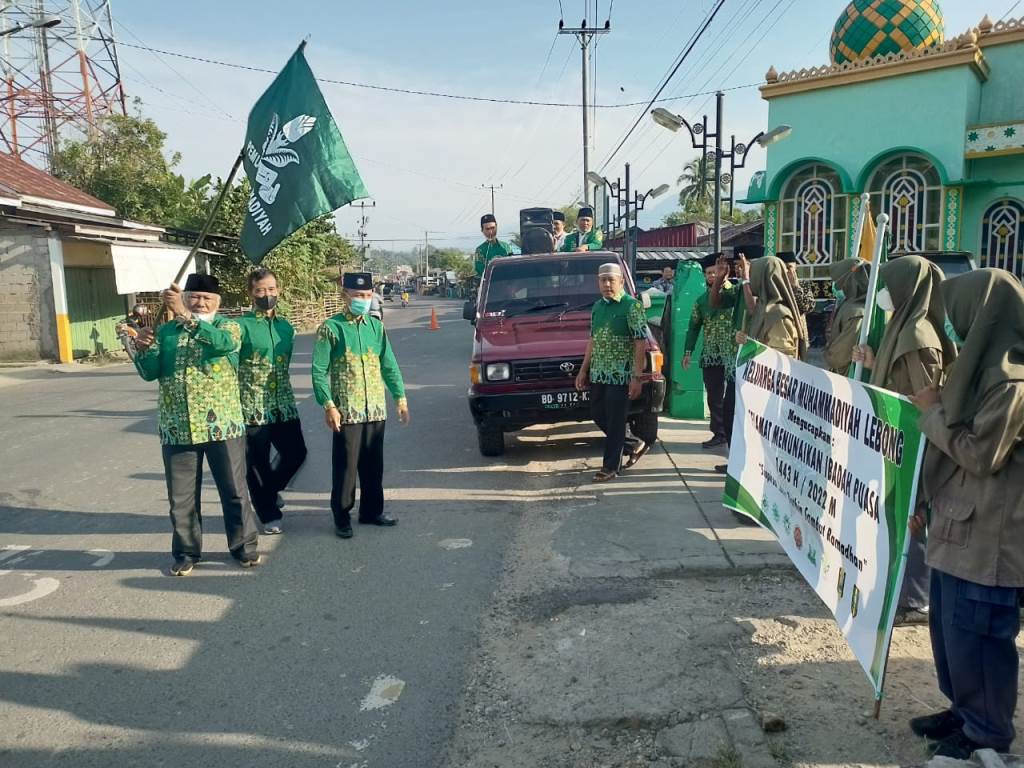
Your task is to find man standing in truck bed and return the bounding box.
[574,262,648,483]
[561,206,604,252]
[474,214,514,276]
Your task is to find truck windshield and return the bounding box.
[484,257,608,314]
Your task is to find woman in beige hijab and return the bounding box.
[853,255,957,625]
[907,268,1024,759]
[735,255,808,359]
[823,258,870,374]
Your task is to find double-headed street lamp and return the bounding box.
[651,91,791,253]
[0,16,60,38]
[588,164,669,274]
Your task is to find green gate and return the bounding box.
[65,268,125,358]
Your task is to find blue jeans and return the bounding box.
[929,569,1021,749]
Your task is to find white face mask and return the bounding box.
[875,287,895,313]
[192,312,215,323]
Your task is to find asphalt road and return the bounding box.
[0,298,519,768]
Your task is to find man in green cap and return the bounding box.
[474,214,514,276]
[312,271,410,539]
[561,206,604,252]
[132,273,260,576]
[237,267,307,536]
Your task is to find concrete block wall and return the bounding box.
[0,226,56,361]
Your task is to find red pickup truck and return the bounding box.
[463,250,666,457]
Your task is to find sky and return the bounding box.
[111,0,1019,250]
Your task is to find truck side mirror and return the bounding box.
[463,300,477,322]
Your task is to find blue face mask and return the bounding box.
[831,282,845,303]
[349,297,372,316]
[944,315,965,347]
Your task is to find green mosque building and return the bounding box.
[745,0,1024,286]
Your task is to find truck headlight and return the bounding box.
[485,362,511,381]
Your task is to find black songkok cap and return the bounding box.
[776,251,798,264]
[480,214,496,226]
[577,206,594,219]
[184,273,220,294]
[343,272,373,290]
[552,211,565,222]
[698,253,721,269]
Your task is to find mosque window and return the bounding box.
[980,199,1024,279]
[778,164,848,280]
[867,155,942,253]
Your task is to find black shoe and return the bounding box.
[702,435,728,449]
[910,709,963,740]
[714,463,728,474]
[235,553,262,568]
[335,524,354,539]
[931,729,986,759]
[359,515,398,527]
[169,557,195,577]
[894,606,930,626]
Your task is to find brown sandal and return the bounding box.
[624,441,650,469]
[592,469,617,483]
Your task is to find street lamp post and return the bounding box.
[588,165,669,274]
[0,15,60,38]
[652,91,791,254]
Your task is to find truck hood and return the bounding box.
[475,312,590,361]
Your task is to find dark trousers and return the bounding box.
[330,420,386,527]
[898,534,930,610]
[590,382,641,473]
[929,569,1021,749]
[161,438,258,560]
[245,419,308,524]
[702,365,734,441]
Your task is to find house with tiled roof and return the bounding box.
[0,153,212,362]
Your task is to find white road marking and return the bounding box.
[87,549,114,567]
[348,737,372,751]
[0,575,61,607]
[0,545,31,563]
[359,675,406,711]
[438,538,473,550]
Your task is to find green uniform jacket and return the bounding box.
[474,240,514,276]
[134,316,245,446]
[560,229,604,252]
[589,293,648,385]
[311,310,406,424]
[236,311,299,426]
[684,286,739,375]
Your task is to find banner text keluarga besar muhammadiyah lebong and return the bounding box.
[724,340,926,701]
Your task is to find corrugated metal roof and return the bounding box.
[0,153,115,214]
[635,248,712,261]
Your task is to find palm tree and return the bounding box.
[676,157,728,210]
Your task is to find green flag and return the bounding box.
[848,232,889,382]
[240,43,369,264]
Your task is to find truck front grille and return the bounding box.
[513,358,584,383]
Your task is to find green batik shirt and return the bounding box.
[589,292,648,385]
[236,311,299,426]
[685,284,739,376]
[474,240,514,276]
[134,316,245,446]
[560,228,604,252]
[311,310,406,424]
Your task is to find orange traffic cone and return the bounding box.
[429,307,440,331]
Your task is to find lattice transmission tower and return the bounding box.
[1,0,126,169]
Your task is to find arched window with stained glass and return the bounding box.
[980,199,1024,279]
[778,164,849,280]
[867,155,943,253]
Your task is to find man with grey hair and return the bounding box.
[575,262,649,482]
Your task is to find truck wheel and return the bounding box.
[630,411,659,446]
[477,424,505,457]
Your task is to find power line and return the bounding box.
[1002,0,1023,20]
[114,39,757,109]
[598,0,728,171]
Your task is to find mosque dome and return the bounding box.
[830,0,945,65]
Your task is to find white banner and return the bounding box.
[724,341,926,697]
[110,244,196,294]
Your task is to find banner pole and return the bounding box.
[172,151,245,286]
[851,192,870,262]
[873,697,882,720]
[852,213,889,381]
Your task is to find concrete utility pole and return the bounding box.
[481,183,502,215]
[423,231,429,276]
[355,200,375,270]
[559,14,610,207]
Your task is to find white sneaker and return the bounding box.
[263,521,283,535]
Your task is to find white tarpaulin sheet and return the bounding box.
[110,244,196,294]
